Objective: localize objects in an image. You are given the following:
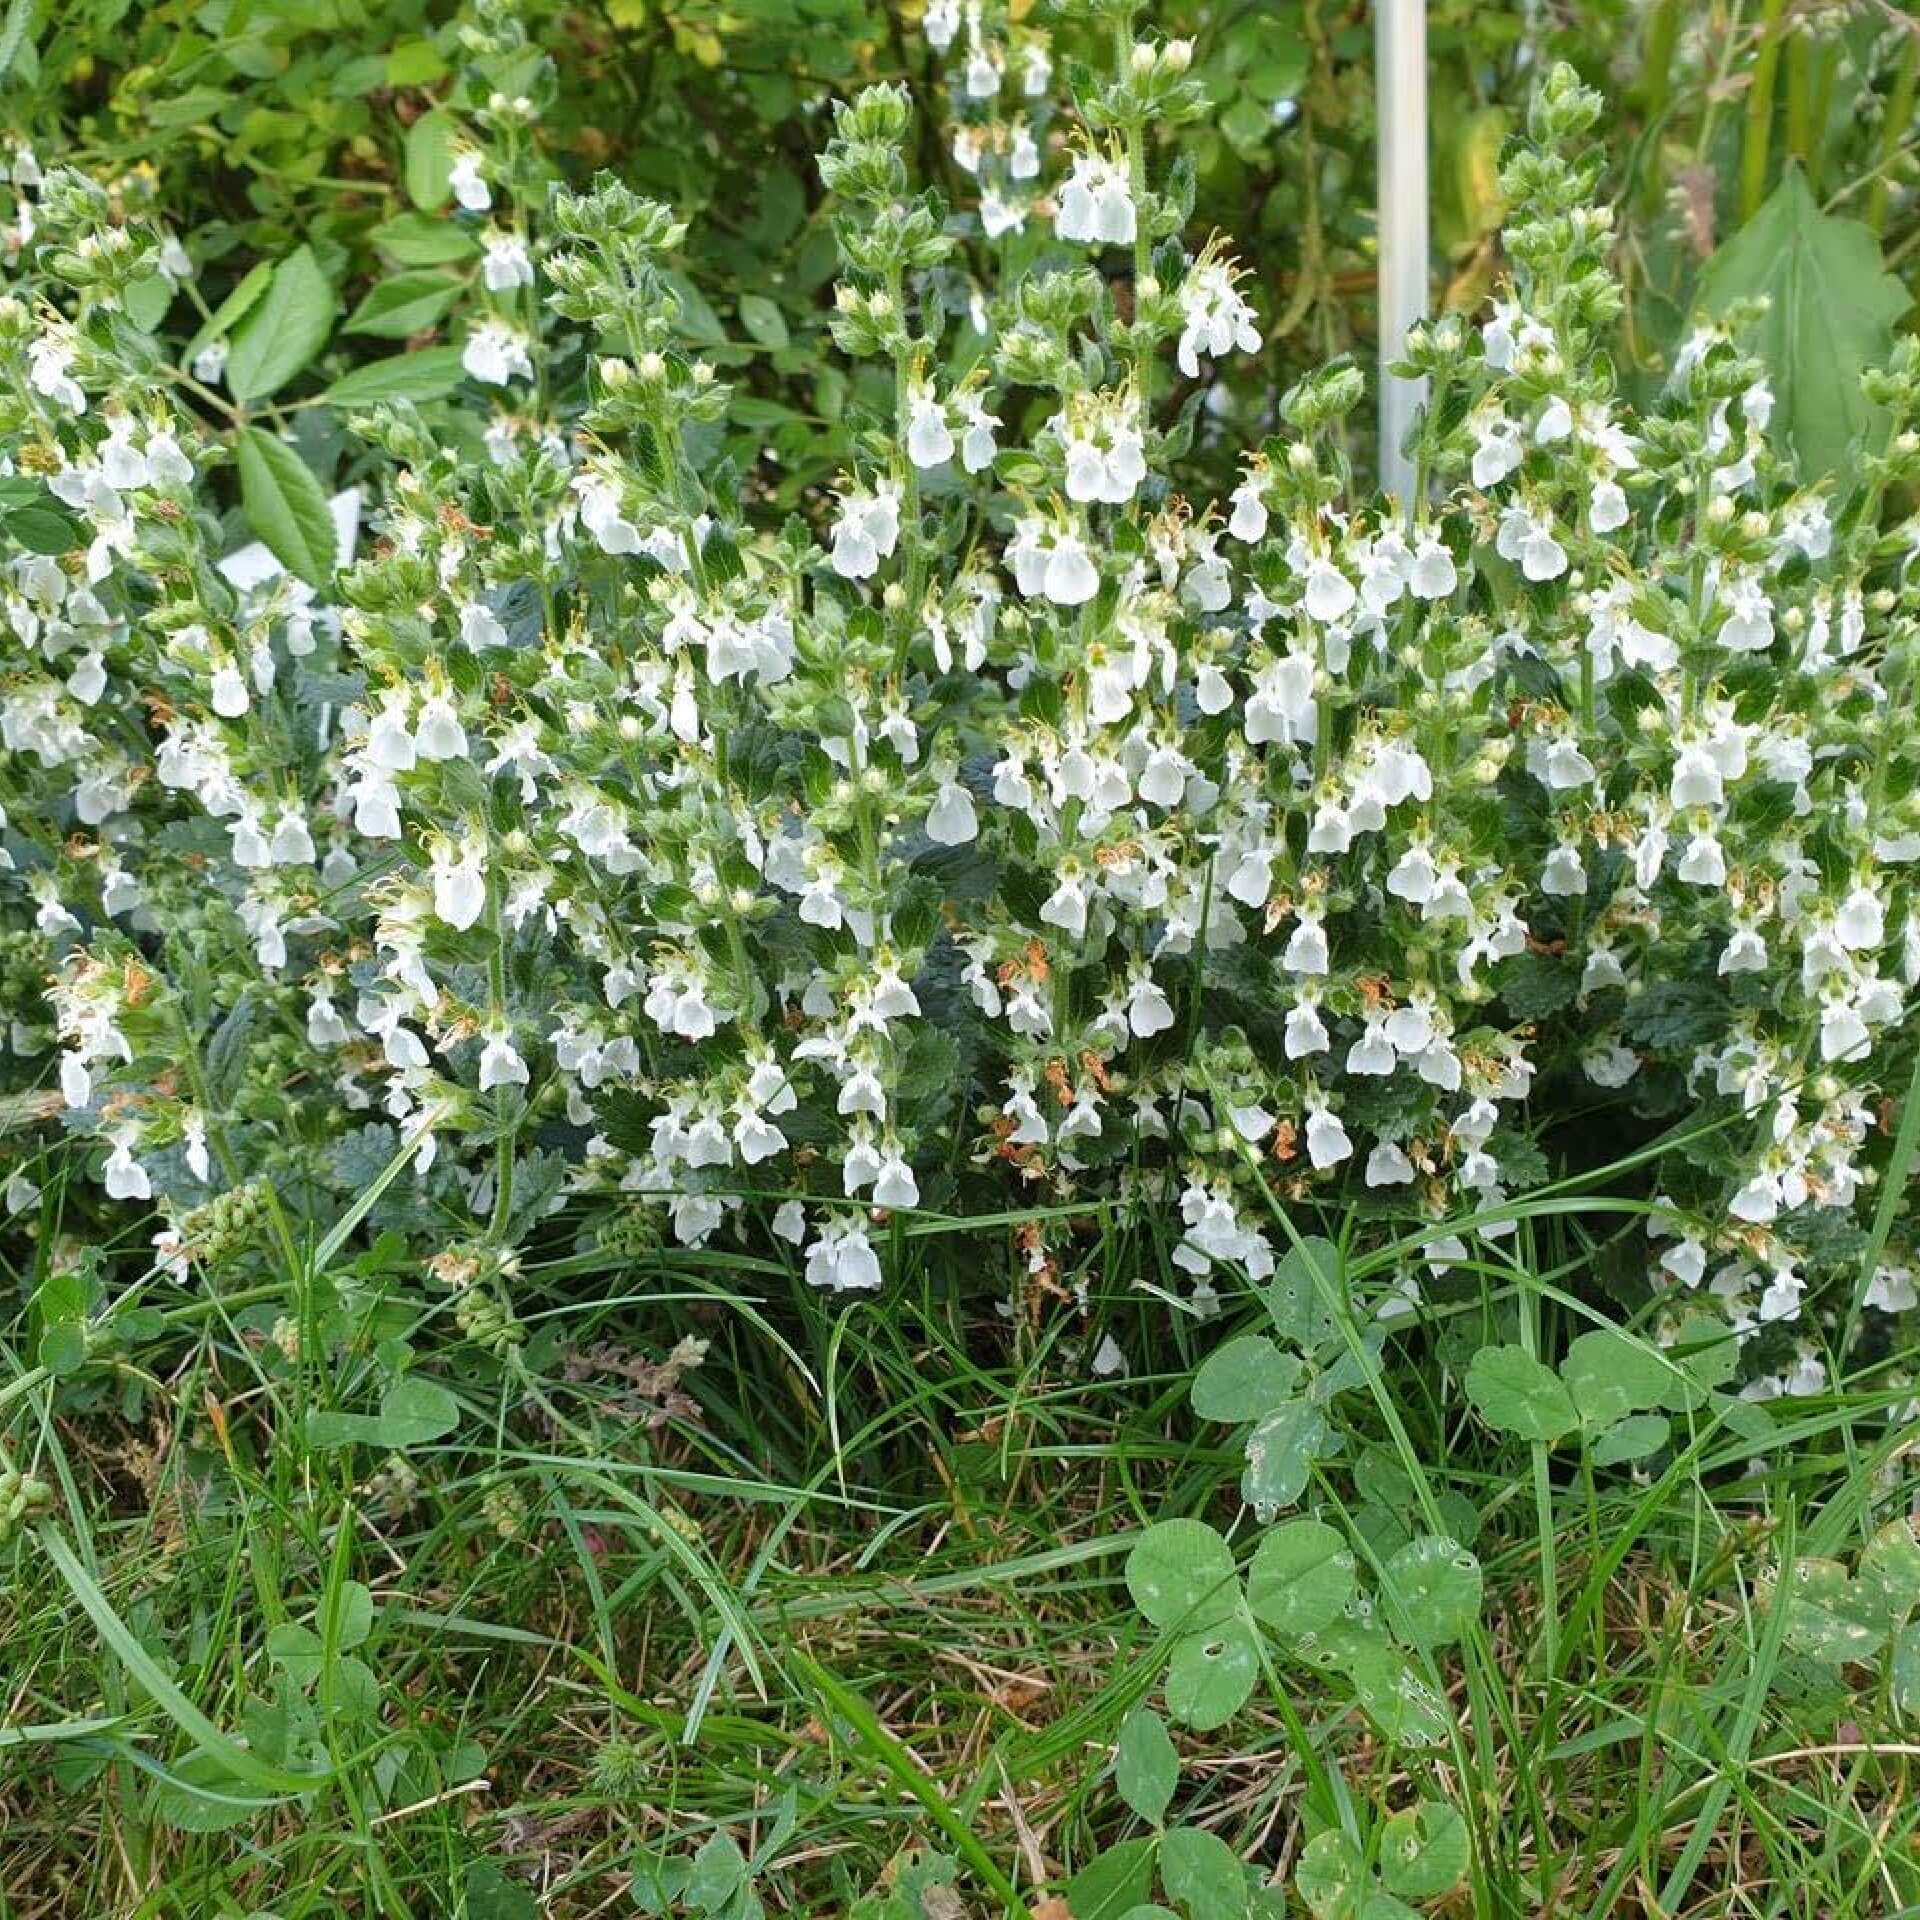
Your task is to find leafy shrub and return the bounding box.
[1,0,1917,1419]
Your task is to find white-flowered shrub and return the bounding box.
[2,14,1917,1391]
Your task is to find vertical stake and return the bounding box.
[1375,0,1430,517]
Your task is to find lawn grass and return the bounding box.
[4,1185,1919,1920]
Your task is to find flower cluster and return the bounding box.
[1,16,1916,1389]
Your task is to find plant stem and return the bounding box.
[1742,0,1790,222]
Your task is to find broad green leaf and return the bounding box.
[1379,1800,1469,1900]
[1113,1707,1178,1827]
[371,212,479,266]
[34,1267,91,1376]
[1159,1824,1247,1915]
[1697,169,1909,483]
[1893,1621,1920,1719]
[226,247,333,402]
[1464,1345,1577,1444]
[405,109,461,209]
[687,1832,748,1906]
[265,1623,323,1688]
[5,500,84,555]
[345,270,465,339]
[1294,1830,1366,1920]
[1165,1620,1260,1731]
[323,346,467,407]
[185,260,273,363]
[1561,1327,1671,1428]
[1341,1637,1450,1748]
[1656,1311,1739,1411]
[1125,1519,1239,1631]
[1240,1399,1329,1517]
[1192,1335,1300,1424]
[319,1579,373,1652]
[1775,1559,1885,1664]
[1590,1413,1670,1467]
[737,292,790,348]
[148,1749,274,1832]
[124,274,173,331]
[1067,1838,1157,1920]
[305,1376,459,1451]
[1246,1520,1354,1637]
[1858,1519,1920,1634]
[1381,1535,1482,1650]
[235,430,337,590]
[1262,1235,1341,1350]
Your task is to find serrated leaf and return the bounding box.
[322,346,468,407]
[1165,1620,1259,1731]
[1240,1399,1329,1518]
[1381,1535,1482,1650]
[226,247,333,402]
[344,270,465,339]
[236,430,337,590]
[1698,169,1909,483]
[1112,1707,1178,1827]
[1590,1413,1670,1467]
[1464,1345,1578,1444]
[1125,1520,1239,1631]
[1246,1520,1354,1637]
[1192,1335,1301,1424]
[1379,1800,1469,1900]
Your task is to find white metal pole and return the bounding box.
[1375,0,1429,512]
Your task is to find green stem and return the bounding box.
[1742,0,1790,222]
[1868,33,1920,234]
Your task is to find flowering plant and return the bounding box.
[2,1,1916,1400]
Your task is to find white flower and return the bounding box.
[805,1221,884,1291]
[104,1133,152,1201]
[1496,505,1567,581]
[432,840,488,930]
[1304,1101,1352,1169]
[479,1027,530,1090]
[28,337,86,413]
[1175,256,1260,377]
[482,231,535,291]
[1470,414,1524,488]
[829,481,902,580]
[462,321,533,386]
[415,695,469,760]
[926,778,978,845]
[449,150,492,212]
[1043,531,1100,606]
[1303,557,1355,623]
[1055,150,1135,245]
[905,389,955,469]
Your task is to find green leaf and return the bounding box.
[1165,1620,1260,1731]
[186,261,274,363]
[34,1267,92,1377]
[405,109,461,210]
[1380,1535,1482,1651]
[1379,1800,1469,1900]
[1192,1335,1301,1424]
[265,1623,323,1688]
[1262,1236,1341,1350]
[1245,1520,1354,1637]
[371,212,479,266]
[1590,1413,1670,1467]
[1125,1519,1239,1631]
[1339,1636,1451,1747]
[1561,1327,1672,1428]
[1159,1825,1248,1916]
[737,292,790,348]
[344,270,465,339]
[1656,1311,1739,1411]
[1776,1559,1886,1665]
[1294,1831,1366,1920]
[1857,1519,1920,1634]
[305,1376,459,1451]
[1067,1838,1157,1920]
[1697,169,1910,482]
[226,247,334,402]
[464,1860,538,1920]
[1240,1400,1330,1517]
[319,1579,374,1652]
[1464,1345,1578,1444]
[235,430,337,590]
[4,501,84,554]
[1113,1707,1178,1827]
[322,346,467,407]
[1892,1621,1920,1720]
